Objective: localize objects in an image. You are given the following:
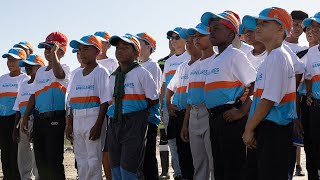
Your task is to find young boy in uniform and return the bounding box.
[135,32,162,180]
[22,32,70,180]
[13,54,45,180]
[107,34,159,180]
[242,7,297,180]
[0,48,28,180]
[67,35,110,180]
[202,11,257,180]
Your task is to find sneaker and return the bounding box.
[159,173,170,179]
[295,165,305,176]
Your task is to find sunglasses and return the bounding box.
[168,35,181,41]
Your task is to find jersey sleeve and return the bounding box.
[140,69,159,100]
[98,69,112,104]
[167,65,180,92]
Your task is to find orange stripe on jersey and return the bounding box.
[311,75,320,83]
[253,88,264,97]
[280,92,296,104]
[123,94,146,100]
[0,92,18,98]
[70,96,100,103]
[19,101,29,108]
[177,86,187,93]
[165,70,176,77]
[189,82,205,89]
[204,81,244,92]
[35,82,67,96]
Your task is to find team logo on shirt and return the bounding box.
[170,62,184,67]
[76,85,95,90]
[21,92,32,96]
[312,62,320,68]
[37,79,50,84]
[208,68,219,75]
[2,83,18,88]
[256,73,263,82]
[124,83,135,88]
[190,69,209,75]
[180,74,188,80]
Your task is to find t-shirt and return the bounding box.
[33,64,70,113]
[162,51,190,109]
[68,65,111,110]
[13,78,33,116]
[284,40,308,54]
[249,45,297,125]
[107,66,159,118]
[97,58,119,74]
[140,59,162,126]
[0,73,28,116]
[246,50,267,70]
[239,41,254,55]
[297,49,309,96]
[305,45,320,99]
[67,67,83,95]
[284,44,305,75]
[187,54,216,105]
[204,45,256,109]
[167,61,193,110]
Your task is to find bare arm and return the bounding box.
[181,105,191,142]
[21,94,35,133]
[51,43,66,79]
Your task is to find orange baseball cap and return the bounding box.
[134,32,156,52]
[201,11,240,33]
[109,34,141,56]
[70,35,102,51]
[13,42,34,54]
[94,31,111,42]
[38,32,68,53]
[19,54,45,67]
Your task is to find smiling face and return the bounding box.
[7,56,20,72]
[115,40,138,64]
[78,44,99,65]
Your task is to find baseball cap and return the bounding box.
[291,10,308,21]
[239,22,257,35]
[70,35,102,51]
[178,28,191,40]
[109,34,141,56]
[167,27,184,37]
[201,11,240,33]
[38,32,68,53]
[242,7,293,36]
[72,49,79,53]
[19,54,45,67]
[187,23,210,36]
[302,12,320,27]
[13,41,34,54]
[135,32,156,52]
[2,48,27,60]
[94,31,111,42]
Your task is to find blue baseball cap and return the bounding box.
[187,23,210,36]
[13,42,34,54]
[94,31,111,42]
[2,48,27,60]
[178,28,191,40]
[239,23,257,35]
[19,54,45,67]
[201,11,240,33]
[109,34,141,56]
[302,12,320,27]
[167,27,184,37]
[72,49,79,53]
[70,35,102,51]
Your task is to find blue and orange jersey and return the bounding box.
[13,78,34,116]
[305,45,320,99]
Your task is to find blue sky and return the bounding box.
[0,0,316,74]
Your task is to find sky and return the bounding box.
[0,0,317,74]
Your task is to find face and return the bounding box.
[76,51,82,64]
[169,40,175,52]
[115,40,137,64]
[290,19,303,39]
[7,56,20,72]
[170,32,186,50]
[186,36,200,55]
[311,21,320,42]
[78,44,99,65]
[43,44,65,62]
[138,39,151,58]
[243,29,256,45]
[25,64,41,75]
[209,20,234,46]
[193,32,211,50]
[255,20,283,43]
[101,41,111,53]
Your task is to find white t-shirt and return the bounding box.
[107,66,159,118]
[67,64,111,110]
[284,40,308,54]
[67,67,83,95]
[284,44,305,75]
[239,41,254,55]
[97,58,119,74]
[249,45,297,125]
[167,61,194,110]
[187,54,216,105]
[246,50,267,70]
[140,59,162,93]
[297,52,309,95]
[0,73,28,116]
[13,78,33,116]
[305,45,320,99]
[162,51,190,108]
[204,45,256,109]
[33,64,70,113]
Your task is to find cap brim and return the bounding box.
[96,36,109,42]
[72,49,79,53]
[13,44,29,50]
[2,53,21,59]
[178,29,189,40]
[18,60,39,67]
[243,15,289,35]
[38,42,53,49]
[70,40,100,50]
[187,27,209,36]
[303,17,320,27]
[166,30,181,37]
[109,36,134,46]
[201,12,226,26]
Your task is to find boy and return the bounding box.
[135,32,162,180]
[94,31,119,74]
[201,11,256,180]
[22,32,70,180]
[67,35,110,179]
[0,48,28,180]
[166,28,201,180]
[107,34,158,179]
[242,7,297,180]
[13,54,45,180]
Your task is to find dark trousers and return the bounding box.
[310,103,320,179]
[244,148,258,180]
[255,120,293,180]
[288,145,297,180]
[208,105,246,180]
[143,123,159,180]
[32,111,66,180]
[0,114,21,180]
[169,110,194,180]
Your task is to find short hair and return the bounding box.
[291,10,308,21]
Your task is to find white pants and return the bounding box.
[73,107,106,180]
[18,118,39,180]
[189,105,214,180]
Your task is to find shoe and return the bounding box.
[174,176,182,180]
[159,173,170,179]
[295,165,305,176]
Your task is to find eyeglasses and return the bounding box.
[169,35,181,41]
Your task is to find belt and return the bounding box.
[39,110,66,119]
[312,98,320,108]
[207,104,233,118]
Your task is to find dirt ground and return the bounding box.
[0,145,309,180]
